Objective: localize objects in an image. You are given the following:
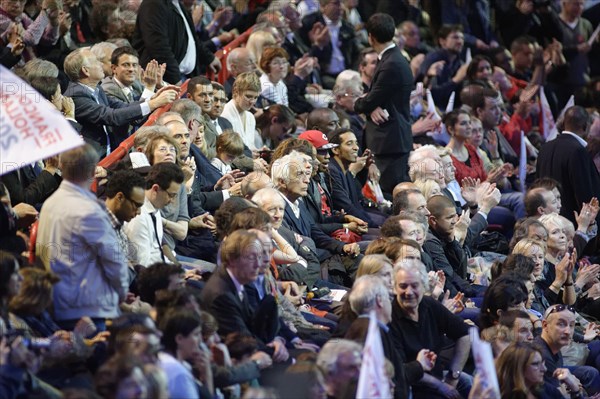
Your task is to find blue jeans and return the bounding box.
[568,365,600,395]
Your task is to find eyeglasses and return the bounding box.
[125,196,144,209]
[544,304,576,319]
[157,146,177,154]
[270,60,289,67]
[160,188,178,199]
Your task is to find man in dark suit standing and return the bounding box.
[353,13,413,196]
[537,106,600,226]
[64,48,178,157]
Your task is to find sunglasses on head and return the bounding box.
[544,304,576,319]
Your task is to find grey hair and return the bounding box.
[252,187,282,207]
[393,258,430,291]
[317,339,362,376]
[170,98,202,125]
[349,275,389,315]
[133,125,171,151]
[90,41,118,61]
[538,212,565,232]
[271,151,307,188]
[23,59,58,82]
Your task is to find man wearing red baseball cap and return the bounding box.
[298,130,338,172]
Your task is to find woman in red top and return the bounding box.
[444,109,488,184]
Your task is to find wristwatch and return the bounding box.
[447,370,460,380]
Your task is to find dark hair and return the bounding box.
[524,188,548,217]
[530,177,562,193]
[214,197,256,240]
[211,82,225,92]
[466,55,493,82]
[426,194,456,218]
[228,207,272,235]
[510,35,535,55]
[442,109,470,133]
[105,170,146,199]
[359,47,377,67]
[501,254,535,279]
[30,76,60,100]
[509,218,547,251]
[392,189,422,215]
[224,332,258,360]
[9,268,59,316]
[563,106,591,133]
[110,46,139,65]
[154,287,199,326]
[479,273,528,330]
[384,239,421,263]
[0,251,18,323]
[365,13,395,43]
[256,104,296,132]
[437,24,463,41]
[95,354,145,399]
[499,309,532,329]
[365,236,400,255]
[160,310,202,354]
[136,262,184,305]
[145,162,184,190]
[327,127,354,146]
[380,213,424,239]
[187,76,213,97]
[270,138,314,166]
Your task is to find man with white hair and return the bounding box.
[316,339,363,399]
[390,259,472,399]
[252,187,321,287]
[333,70,365,143]
[273,151,361,286]
[346,275,432,399]
[224,47,256,98]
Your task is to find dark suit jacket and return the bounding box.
[299,13,358,75]
[65,82,144,156]
[537,133,600,225]
[217,116,232,131]
[100,77,148,145]
[200,267,272,354]
[132,0,215,84]
[354,45,413,155]
[277,225,321,288]
[305,178,344,235]
[1,166,61,207]
[282,198,345,261]
[189,144,226,213]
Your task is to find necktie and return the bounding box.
[149,212,166,263]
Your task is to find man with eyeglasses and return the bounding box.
[534,304,600,396]
[104,170,146,276]
[125,162,185,267]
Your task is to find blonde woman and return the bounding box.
[246,30,277,70]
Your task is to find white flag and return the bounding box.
[557,95,575,122]
[540,86,559,142]
[0,66,83,176]
[519,131,527,193]
[356,311,392,399]
[465,47,472,64]
[426,89,441,121]
[446,91,456,113]
[470,327,501,398]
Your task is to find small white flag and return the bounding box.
[0,66,84,176]
[540,86,559,141]
[426,89,441,121]
[355,311,392,399]
[557,95,575,122]
[588,24,600,46]
[470,327,501,398]
[519,130,527,193]
[446,91,456,113]
[465,47,472,64]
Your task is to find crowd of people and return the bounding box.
[2,0,600,398]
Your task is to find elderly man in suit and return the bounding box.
[537,106,600,226]
[353,13,413,196]
[64,47,177,157]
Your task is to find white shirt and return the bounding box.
[226,268,245,301]
[124,196,165,267]
[282,194,302,219]
[172,0,197,76]
[260,73,289,106]
[211,157,232,175]
[323,15,345,74]
[113,77,155,102]
[562,130,588,148]
[221,99,259,150]
[378,43,396,60]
